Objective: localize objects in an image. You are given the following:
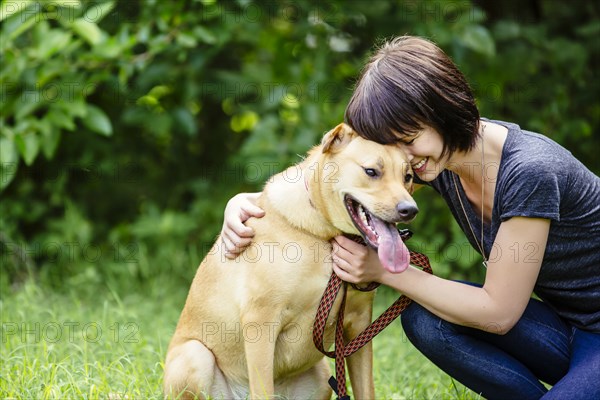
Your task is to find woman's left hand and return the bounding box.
[331,235,388,284]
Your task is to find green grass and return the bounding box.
[1,279,480,399]
[369,289,481,399]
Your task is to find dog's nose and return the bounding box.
[397,201,419,221]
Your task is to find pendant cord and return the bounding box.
[452,126,488,267]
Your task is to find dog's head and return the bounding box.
[314,123,418,273]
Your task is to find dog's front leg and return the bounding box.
[346,342,375,399]
[344,291,376,400]
[242,312,278,399]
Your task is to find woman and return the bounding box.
[219,36,600,399]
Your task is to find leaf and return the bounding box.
[0,0,33,22]
[173,107,197,136]
[51,0,81,7]
[231,111,259,133]
[15,132,40,166]
[8,13,38,40]
[37,30,72,59]
[176,32,197,48]
[72,18,102,45]
[15,93,43,120]
[459,25,496,57]
[69,100,89,118]
[85,1,114,23]
[193,26,217,44]
[40,125,62,159]
[82,105,113,136]
[0,137,19,191]
[92,37,122,58]
[46,108,76,131]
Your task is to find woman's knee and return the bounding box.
[401,301,444,347]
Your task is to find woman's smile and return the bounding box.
[413,157,428,173]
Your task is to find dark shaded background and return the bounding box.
[1,0,598,293]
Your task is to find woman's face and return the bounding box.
[396,125,450,182]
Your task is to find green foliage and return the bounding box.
[1,0,598,291]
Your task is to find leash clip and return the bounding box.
[398,228,413,241]
[329,376,351,400]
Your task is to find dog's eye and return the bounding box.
[404,173,413,183]
[363,168,380,178]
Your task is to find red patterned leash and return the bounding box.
[312,230,433,400]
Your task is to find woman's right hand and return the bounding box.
[220,192,265,259]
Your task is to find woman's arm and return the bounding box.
[220,192,265,259]
[332,217,550,334]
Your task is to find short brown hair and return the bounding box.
[345,36,480,156]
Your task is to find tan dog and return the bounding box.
[164,123,418,399]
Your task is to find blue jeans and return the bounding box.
[401,289,600,399]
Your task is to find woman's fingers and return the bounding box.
[332,259,359,284]
[219,192,266,259]
[225,217,255,238]
[221,232,253,259]
[240,202,266,221]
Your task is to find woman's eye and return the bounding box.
[363,168,380,178]
[405,138,416,145]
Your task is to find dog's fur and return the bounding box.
[164,123,417,399]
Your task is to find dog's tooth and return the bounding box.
[359,205,367,224]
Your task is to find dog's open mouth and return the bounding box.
[344,195,410,273]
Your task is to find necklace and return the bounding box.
[452,128,488,268]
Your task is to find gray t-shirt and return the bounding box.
[423,119,600,332]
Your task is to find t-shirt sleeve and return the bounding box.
[498,160,562,222]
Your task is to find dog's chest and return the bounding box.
[271,297,341,379]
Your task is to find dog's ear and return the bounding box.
[321,123,356,153]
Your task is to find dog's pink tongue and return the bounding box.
[371,217,410,273]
